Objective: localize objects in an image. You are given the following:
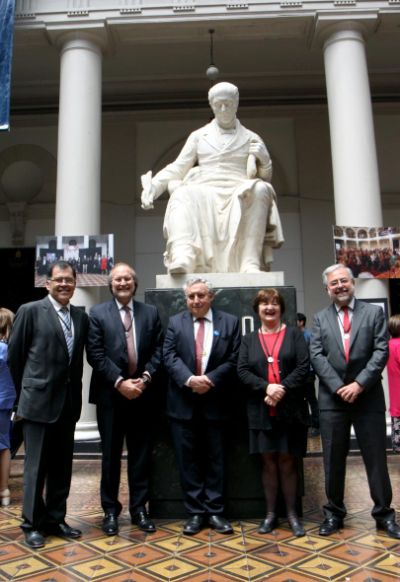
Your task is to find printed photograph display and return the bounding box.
[35,234,114,287]
[334,226,400,279]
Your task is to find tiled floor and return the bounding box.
[1,438,400,581]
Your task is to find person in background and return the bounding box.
[238,289,310,537]
[387,314,400,453]
[0,308,16,507]
[296,313,320,437]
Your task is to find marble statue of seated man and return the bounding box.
[141,82,284,274]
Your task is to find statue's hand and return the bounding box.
[141,171,155,210]
[249,140,269,167]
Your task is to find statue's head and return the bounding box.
[208,82,239,128]
[208,82,239,107]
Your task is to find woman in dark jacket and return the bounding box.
[237,288,310,537]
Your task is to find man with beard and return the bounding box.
[310,263,400,539]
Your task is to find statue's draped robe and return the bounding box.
[153,120,284,272]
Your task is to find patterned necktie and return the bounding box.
[342,306,351,362]
[123,306,137,375]
[195,318,205,375]
[59,307,74,360]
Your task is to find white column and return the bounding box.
[322,21,389,413]
[323,24,385,300]
[55,35,103,441]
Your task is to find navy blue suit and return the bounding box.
[87,299,163,517]
[163,308,240,515]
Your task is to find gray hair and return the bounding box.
[208,82,239,107]
[183,277,214,295]
[322,263,354,286]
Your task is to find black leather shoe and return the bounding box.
[102,514,119,536]
[24,530,45,549]
[258,516,278,534]
[131,511,156,533]
[208,515,234,534]
[376,519,400,540]
[319,517,343,536]
[183,514,205,535]
[288,515,305,537]
[45,522,82,539]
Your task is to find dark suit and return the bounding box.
[87,299,163,517]
[7,296,88,530]
[310,299,393,521]
[163,308,240,515]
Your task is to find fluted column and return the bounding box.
[55,34,103,441]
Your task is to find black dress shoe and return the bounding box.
[102,514,119,536]
[376,519,400,540]
[288,515,305,537]
[45,522,82,539]
[131,511,156,533]
[183,514,205,535]
[319,517,343,536]
[208,515,234,534]
[24,530,45,549]
[258,516,278,534]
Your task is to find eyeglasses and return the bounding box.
[327,278,351,288]
[187,293,209,300]
[48,277,75,285]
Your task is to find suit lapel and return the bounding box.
[110,300,126,346]
[44,296,69,358]
[348,299,363,352]
[182,310,196,361]
[327,303,345,357]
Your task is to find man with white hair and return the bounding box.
[141,82,283,274]
[163,278,240,535]
[310,263,400,539]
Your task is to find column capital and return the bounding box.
[311,11,380,49]
[46,23,110,54]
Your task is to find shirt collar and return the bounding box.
[334,297,355,313]
[115,298,134,313]
[48,294,70,312]
[192,308,213,323]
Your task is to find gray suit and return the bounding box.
[310,299,393,521]
[8,296,88,530]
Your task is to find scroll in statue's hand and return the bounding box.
[141,171,155,210]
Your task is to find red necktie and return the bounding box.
[195,318,205,375]
[342,306,351,362]
[123,306,137,375]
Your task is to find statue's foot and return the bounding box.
[241,265,263,273]
[168,259,193,274]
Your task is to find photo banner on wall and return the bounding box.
[0,0,15,131]
[35,234,115,287]
[333,225,400,279]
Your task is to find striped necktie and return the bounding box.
[59,306,74,360]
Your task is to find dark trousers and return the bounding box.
[320,409,394,522]
[97,401,153,517]
[21,405,76,531]
[304,373,319,428]
[170,414,226,516]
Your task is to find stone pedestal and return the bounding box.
[145,283,303,518]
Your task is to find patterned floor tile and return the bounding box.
[292,554,355,580]
[1,454,399,581]
[180,544,238,566]
[217,555,277,580]
[252,541,311,566]
[40,541,101,565]
[139,556,203,580]
[66,555,130,580]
